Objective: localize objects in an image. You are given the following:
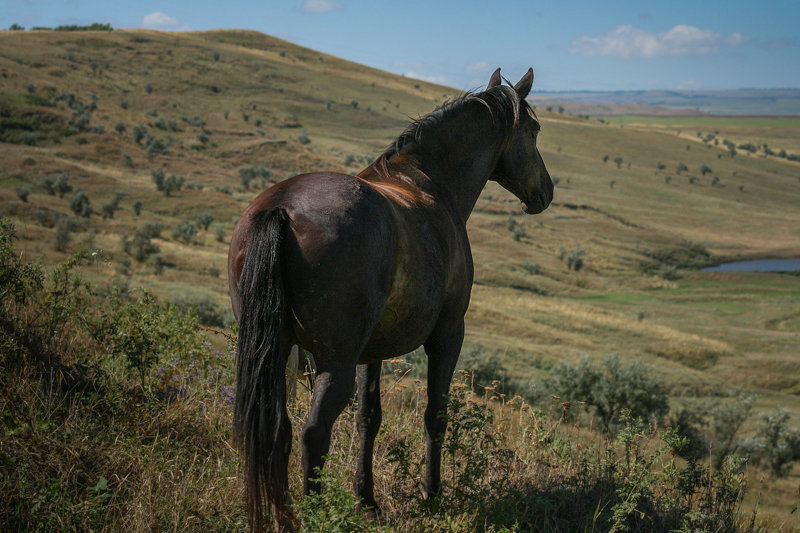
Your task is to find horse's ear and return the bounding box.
[513,68,534,99]
[487,68,502,89]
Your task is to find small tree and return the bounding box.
[151,167,165,191]
[132,199,143,216]
[132,124,148,144]
[700,164,712,175]
[603,154,609,163]
[710,393,754,469]
[195,212,214,230]
[69,189,93,218]
[613,156,623,169]
[14,187,31,202]
[172,221,197,244]
[743,408,800,478]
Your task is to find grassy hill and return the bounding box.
[2,28,800,530]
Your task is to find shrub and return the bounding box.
[122,152,134,168]
[297,131,311,145]
[142,220,163,238]
[69,189,93,218]
[132,199,143,216]
[151,167,165,191]
[14,187,31,202]
[196,131,209,144]
[546,354,669,434]
[145,83,152,94]
[132,124,148,144]
[742,408,800,478]
[105,291,202,388]
[458,344,506,393]
[613,156,623,168]
[122,228,159,262]
[54,218,72,252]
[144,135,168,159]
[172,294,230,328]
[521,261,540,275]
[238,164,272,190]
[18,131,41,145]
[172,221,197,244]
[120,100,129,110]
[700,164,712,175]
[195,212,214,230]
[213,224,225,243]
[709,393,754,469]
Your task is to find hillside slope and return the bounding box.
[2,27,800,527]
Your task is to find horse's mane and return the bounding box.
[370,85,533,176]
[388,85,533,157]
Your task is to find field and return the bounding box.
[1,28,800,531]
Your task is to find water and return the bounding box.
[702,258,800,273]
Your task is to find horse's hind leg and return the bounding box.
[422,319,464,499]
[302,361,357,495]
[353,361,382,511]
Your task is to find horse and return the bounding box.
[228,67,552,531]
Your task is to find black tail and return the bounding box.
[233,208,295,531]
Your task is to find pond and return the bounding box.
[702,258,800,272]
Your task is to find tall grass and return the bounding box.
[0,218,768,531]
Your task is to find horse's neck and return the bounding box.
[414,110,505,222]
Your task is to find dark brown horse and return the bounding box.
[228,67,552,530]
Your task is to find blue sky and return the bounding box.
[4,0,799,92]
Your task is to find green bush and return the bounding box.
[195,212,214,230]
[547,354,669,434]
[105,291,202,388]
[741,408,800,477]
[172,221,197,244]
[122,228,159,262]
[69,189,93,218]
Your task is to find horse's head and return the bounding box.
[488,68,553,214]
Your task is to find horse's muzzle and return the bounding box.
[522,190,551,214]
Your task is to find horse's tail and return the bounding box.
[233,207,295,531]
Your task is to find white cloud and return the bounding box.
[142,11,180,29]
[406,71,447,85]
[569,24,749,58]
[465,61,490,73]
[302,0,341,14]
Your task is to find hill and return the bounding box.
[2,28,800,530]
[528,88,800,116]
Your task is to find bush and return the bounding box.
[14,187,31,202]
[132,199,143,216]
[17,131,41,145]
[458,344,506,393]
[122,152,134,168]
[144,135,169,159]
[213,224,226,243]
[709,393,754,469]
[142,220,163,238]
[172,294,231,328]
[172,221,197,244]
[122,228,159,262]
[742,408,800,478]
[132,124,148,144]
[195,212,214,230]
[546,354,669,434]
[69,189,93,218]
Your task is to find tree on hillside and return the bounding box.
[69,190,93,218]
